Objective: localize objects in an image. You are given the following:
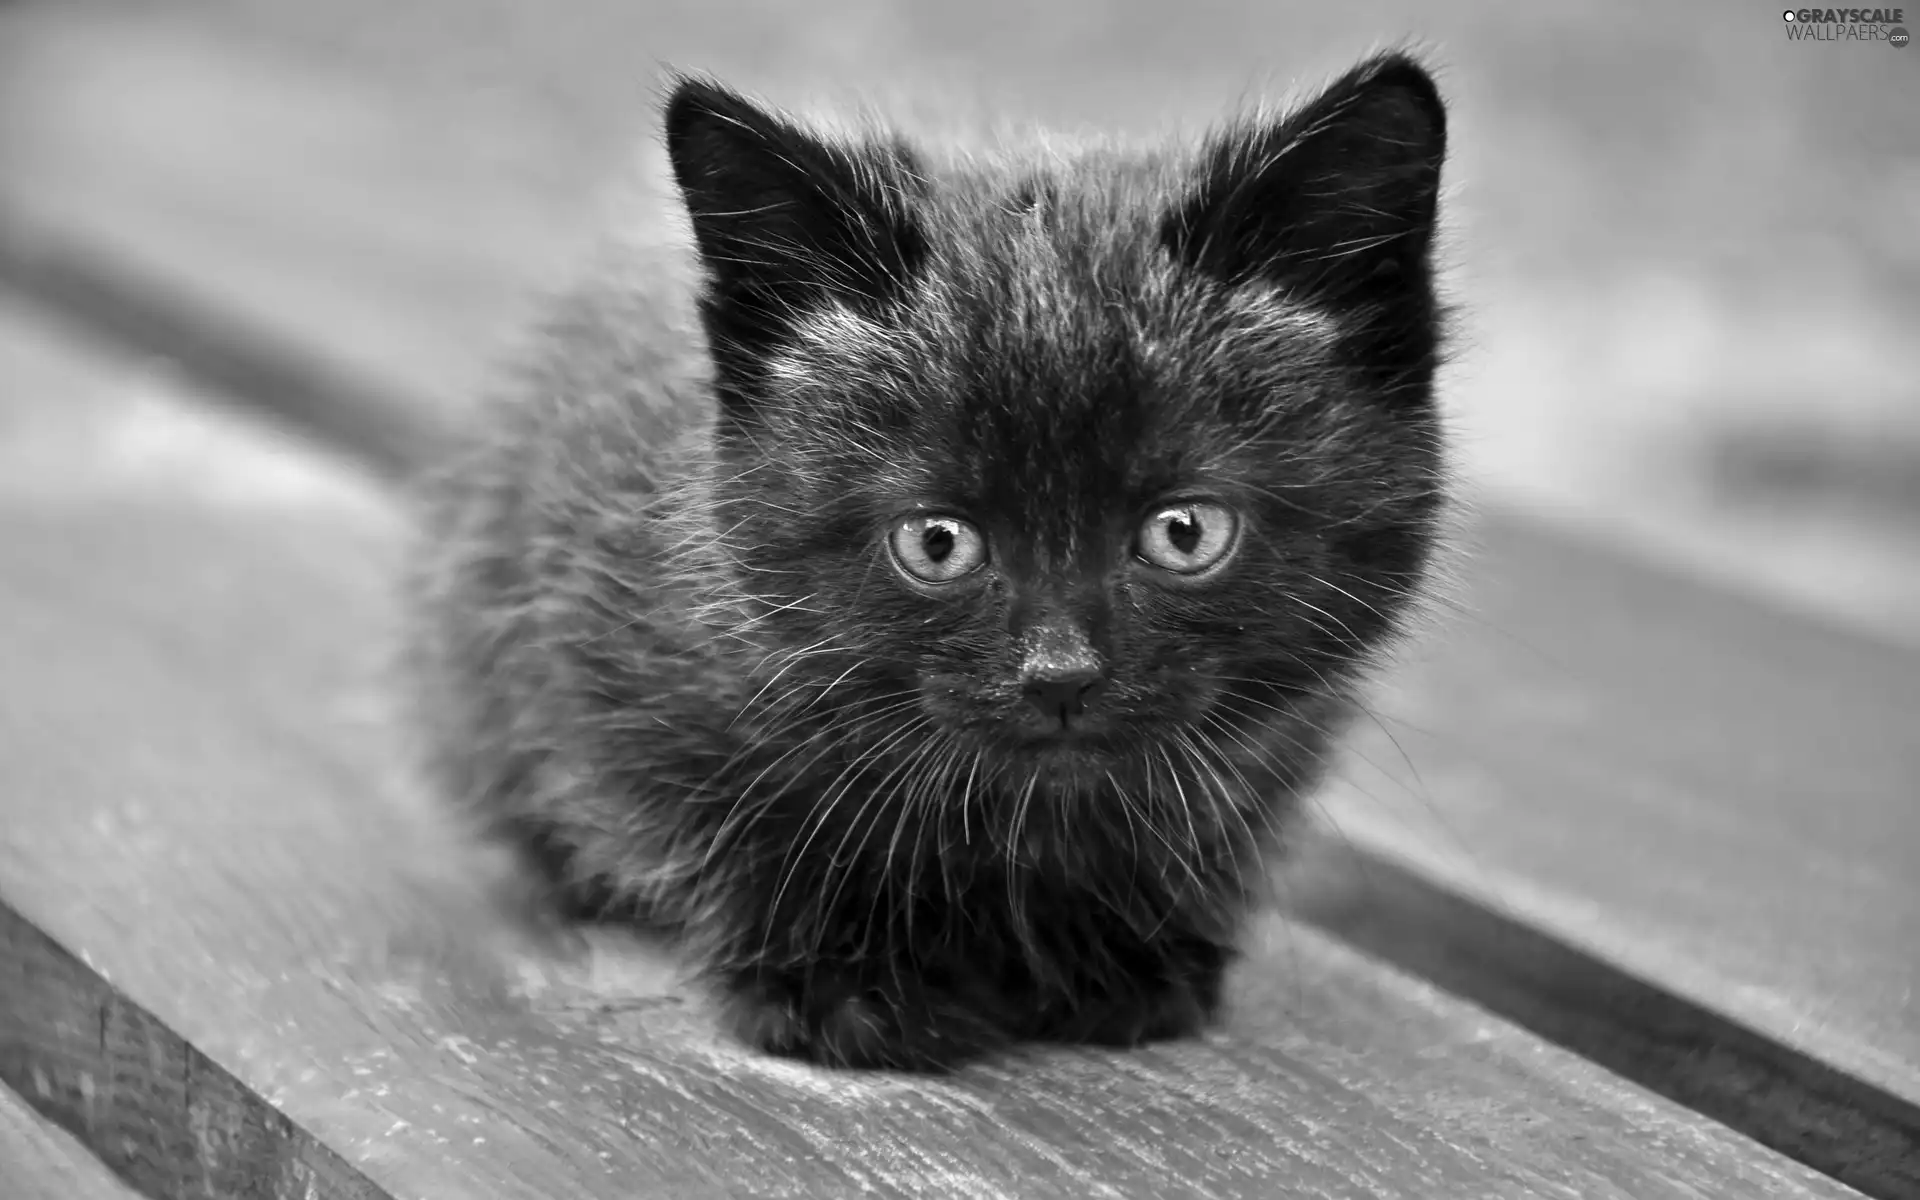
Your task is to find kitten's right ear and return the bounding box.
[663,76,927,384]
[1162,53,1447,303]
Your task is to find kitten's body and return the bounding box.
[407,54,1451,1070]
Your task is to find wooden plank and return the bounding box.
[0,2,610,417]
[1313,516,1920,1110]
[1,1083,144,1200]
[1,911,385,1200]
[0,302,1867,1199]
[1288,843,1920,1200]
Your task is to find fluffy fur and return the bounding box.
[405,52,1452,1071]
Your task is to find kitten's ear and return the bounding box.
[1161,53,1446,300]
[664,76,927,380]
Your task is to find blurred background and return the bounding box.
[2,0,1916,640]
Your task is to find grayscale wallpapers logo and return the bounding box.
[1782,7,1910,44]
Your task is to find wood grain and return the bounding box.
[1,907,387,1200]
[1288,841,1920,1199]
[1,1079,145,1200]
[0,294,1866,1199]
[1316,515,1920,1108]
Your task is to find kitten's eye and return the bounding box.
[888,515,986,584]
[1136,502,1239,575]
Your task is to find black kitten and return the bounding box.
[406,52,1451,1071]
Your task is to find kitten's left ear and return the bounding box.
[1162,53,1447,300]
[663,75,927,395]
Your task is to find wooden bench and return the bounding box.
[2,6,1915,1198]
[2,1083,141,1200]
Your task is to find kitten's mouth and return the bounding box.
[1025,728,1106,752]
[1012,727,1128,782]
[1005,710,1117,749]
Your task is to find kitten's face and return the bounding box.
[666,60,1447,812]
[731,263,1436,796]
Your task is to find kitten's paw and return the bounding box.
[718,966,1012,1072]
[1040,953,1229,1049]
[1075,978,1218,1047]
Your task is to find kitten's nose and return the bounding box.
[1017,610,1107,730]
[1022,667,1104,727]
